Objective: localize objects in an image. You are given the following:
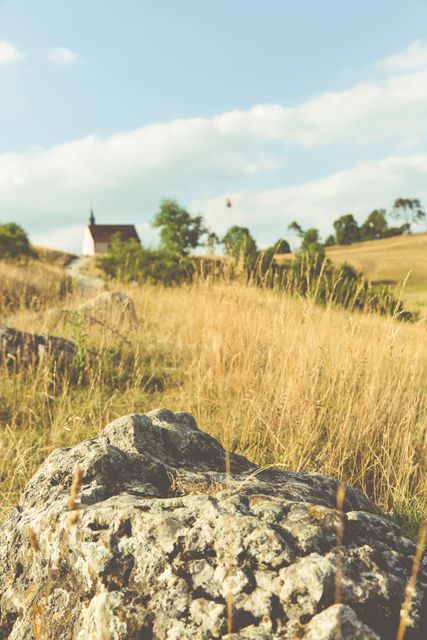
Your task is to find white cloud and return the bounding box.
[48,47,78,66]
[193,154,427,247]
[0,40,25,66]
[3,41,427,251]
[27,152,427,252]
[379,40,427,72]
[30,224,84,252]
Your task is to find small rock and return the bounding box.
[77,291,137,327]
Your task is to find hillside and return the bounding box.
[325,232,427,315]
[34,245,75,267]
[0,253,73,318]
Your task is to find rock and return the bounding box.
[77,291,137,327]
[303,604,380,639]
[0,409,425,639]
[0,326,77,370]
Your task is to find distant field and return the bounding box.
[325,233,427,315]
[277,233,427,316]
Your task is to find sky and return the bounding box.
[1,0,427,252]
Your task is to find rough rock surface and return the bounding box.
[77,290,138,327]
[0,326,77,370]
[0,409,425,639]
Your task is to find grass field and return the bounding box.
[325,232,427,316]
[0,257,72,317]
[0,259,426,538]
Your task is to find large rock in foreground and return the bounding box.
[0,410,425,639]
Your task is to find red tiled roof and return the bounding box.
[88,225,141,244]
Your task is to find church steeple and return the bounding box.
[89,206,95,226]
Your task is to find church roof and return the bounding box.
[88,224,141,244]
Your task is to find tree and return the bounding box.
[152,199,208,256]
[287,222,324,258]
[324,234,336,246]
[390,198,425,230]
[360,209,388,241]
[299,228,325,261]
[259,239,291,274]
[206,232,220,255]
[333,214,360,245]
[0,223,33,259]
[382,223,410,238]
[300,228,320,251]
[287,221,304,237]
[223,226,258,263]
[273,238,291,254]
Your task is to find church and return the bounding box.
[82,211,141,256]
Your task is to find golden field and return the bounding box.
[0,258,426,536]
[277,232,427,317]
[325,233,427,316]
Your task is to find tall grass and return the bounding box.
[0,259,72,318]
[0,272,426,535]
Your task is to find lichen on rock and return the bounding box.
[0,409,425,639]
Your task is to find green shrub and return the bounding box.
[0,223,33,259]
[256,253,412,320]
[97,235,194,286]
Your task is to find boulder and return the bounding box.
[0,326,77,370]
[77,291,137,327]
[0,409,425,639]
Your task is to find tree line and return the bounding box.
[305,197,425,249]
[98,199,414,321]
[0,200,415,320]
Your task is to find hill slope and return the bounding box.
[325,233,427,315]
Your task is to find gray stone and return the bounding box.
[77,290,137,327]
[0,326,77,370]
[304,604,380,639]
[0,409,425,639]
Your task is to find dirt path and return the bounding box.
[66,256,104,296]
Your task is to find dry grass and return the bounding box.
[0,258,72,317]
[34,245,75,268]
[325,232,427,316]
[276,232,427,317]
[0,271,426,536]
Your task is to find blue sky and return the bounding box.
[1,0,427,251]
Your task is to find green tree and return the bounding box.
[288,222,324,258]
[300,228,319,251]
[206,232,220,255]
[259,239,291,274]
[152,199,208,256]
[97,233,193,285]
[333,214,361,245]
[360,209,388,240]
[273,238,291,254]
[390,198,425,230]
[300,228,325,261]
[223,226,258,263]
[0,223,33,259]
[324,234,336,246]
[287,221,304,237]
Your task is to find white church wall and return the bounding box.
[82,226,95,256]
